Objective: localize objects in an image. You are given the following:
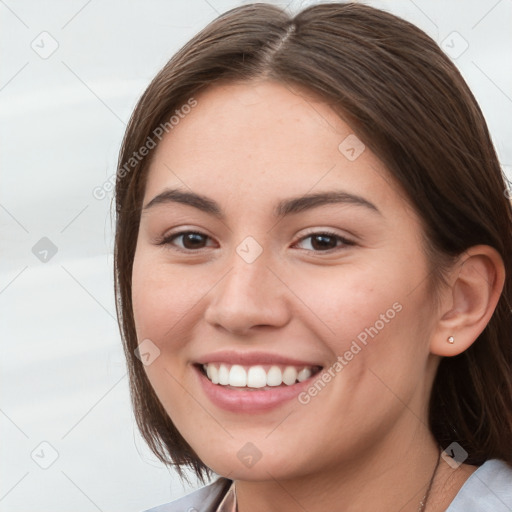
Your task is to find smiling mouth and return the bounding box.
[197,363,323,390]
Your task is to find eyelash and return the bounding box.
[156,229,355,254]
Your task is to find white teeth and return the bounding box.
[206,364,219,384]
[282,366,298,386]
[229,365,247,387]
[247,366,267,388]
[297,367,312,382]
[218,364,230,385]
[202,363,317,388]
[266,365,283,387]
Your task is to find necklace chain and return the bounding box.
[417,448,442,512]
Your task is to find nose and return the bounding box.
[203,248,291,336]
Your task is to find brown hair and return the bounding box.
[114,2,512,481]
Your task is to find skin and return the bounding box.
[131,80,504,511]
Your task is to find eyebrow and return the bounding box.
[142,188,381,218]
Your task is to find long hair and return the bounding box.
[114,2,512,481]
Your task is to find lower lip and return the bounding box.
[194,365,318,413]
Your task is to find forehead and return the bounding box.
[143,80,411,218]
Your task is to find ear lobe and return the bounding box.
[430,245,505,357]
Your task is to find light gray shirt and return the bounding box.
[142,458,512,512]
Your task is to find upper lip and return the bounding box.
[195,350,323,367]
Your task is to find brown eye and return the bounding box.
[160,231,214,251]
[310,234,338,251]
[181,232,208,249]
[294,231,354,252]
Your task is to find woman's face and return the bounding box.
[131,80,440,480]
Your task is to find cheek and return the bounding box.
[131,256,204,431]
[287,260,431,402]
[287,263,407,350]
[131,252,208,348]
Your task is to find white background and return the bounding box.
[1,0,511,511]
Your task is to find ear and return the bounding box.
[430,245,505,357]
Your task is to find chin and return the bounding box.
[195,441,313,482]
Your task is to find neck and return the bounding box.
[235,427,441,512]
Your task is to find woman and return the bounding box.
[114,2,512,511]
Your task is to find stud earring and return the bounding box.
[447,336,454,344]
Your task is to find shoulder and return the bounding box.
[447,459,512,511]
[140,477,232,512]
